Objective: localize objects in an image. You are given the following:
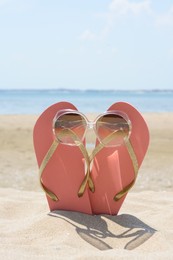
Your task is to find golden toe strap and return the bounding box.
[39,129,95,201]
[113,139,139,201]
[39,140,59,201]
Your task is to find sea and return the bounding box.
[0,89,173,114]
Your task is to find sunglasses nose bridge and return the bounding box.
[87,121,95,129]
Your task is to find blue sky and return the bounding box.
[0,0,173,90]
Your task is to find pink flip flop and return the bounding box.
[33,101,92,214]
[89,102,149,215]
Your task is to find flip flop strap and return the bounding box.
[59,129,95,196]
[39,140,59,201]
[113,139,139,201]
[79,130,139,201]
[39,129,94,201]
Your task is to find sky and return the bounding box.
[0,0,173,90]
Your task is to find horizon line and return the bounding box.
[0,88,173,92]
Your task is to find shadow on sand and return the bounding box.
[49,211,156,251]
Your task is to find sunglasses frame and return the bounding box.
[52,109,132,147]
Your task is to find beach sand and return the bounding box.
[0,113,173,259]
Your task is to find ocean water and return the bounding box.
[0,89,173,114]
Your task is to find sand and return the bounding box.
[0,113,173,259]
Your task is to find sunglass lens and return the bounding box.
[96,114,130,146]
[54,113,87,144]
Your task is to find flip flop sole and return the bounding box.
[33,102,92,214]
[89,102,149,215]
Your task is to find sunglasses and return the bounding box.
[53,109,131,147]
